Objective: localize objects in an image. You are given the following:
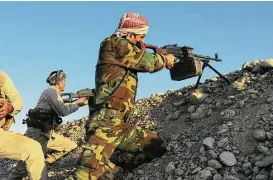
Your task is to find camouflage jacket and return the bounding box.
[94,35,166,117]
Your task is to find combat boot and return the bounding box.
[98,162,121,180]
[45,151,69,164]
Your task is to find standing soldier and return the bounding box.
[73,13,175,179]
[0,71,47,180]
[8,70,87,179]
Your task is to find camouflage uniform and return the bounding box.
[75,36,167,179]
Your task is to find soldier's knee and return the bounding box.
[143,137,167,159]
[117,138,167,172]
[71,141,77,149]
[27,140,43,158]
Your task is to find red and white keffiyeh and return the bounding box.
[115,13,149,36]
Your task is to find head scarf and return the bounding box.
[46,70,66,85]
[115,13,149,37]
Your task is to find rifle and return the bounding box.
[144,43,231,89]
[61,88,96,103]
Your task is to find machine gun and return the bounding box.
[61,88,96,103]
[144,43,231,89]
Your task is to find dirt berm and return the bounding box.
[1,59,273,180]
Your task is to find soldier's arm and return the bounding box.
[115,39,166,72]
[45,88,79,117]
[0,72,23,116]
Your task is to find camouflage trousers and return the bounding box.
[74,108,166,180]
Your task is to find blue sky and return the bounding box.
[0,2,272,133]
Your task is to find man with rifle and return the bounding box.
[144,44,230,104]
[9,70,87,179]
[0,71,47,180]
[71,12,175,180]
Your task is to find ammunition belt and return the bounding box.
[23,118,53,132]
[27,108,55,120]
[23,108,62,132]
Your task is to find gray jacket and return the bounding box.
[27,86,79,138]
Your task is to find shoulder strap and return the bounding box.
[89,69,129,111]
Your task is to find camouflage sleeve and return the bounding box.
[0,71,23,116]
[45,88,79,117]
[115,38,166,72]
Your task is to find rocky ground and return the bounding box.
[1,59,273,180]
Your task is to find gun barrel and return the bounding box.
[193,53,222,62]
[192,54,222,62]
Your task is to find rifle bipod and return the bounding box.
[194,60,231,89]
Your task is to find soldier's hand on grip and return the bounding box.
[164,54,175,69]
[75,97,88,107]
[0,99,13,120]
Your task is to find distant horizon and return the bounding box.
[1,1,272,133]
